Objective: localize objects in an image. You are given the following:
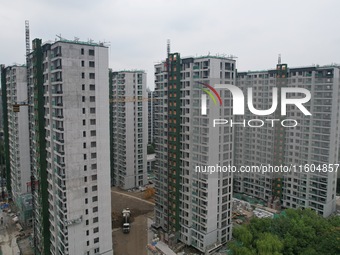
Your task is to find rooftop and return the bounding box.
[112,70,146,74]
[238,63,340,74]
[155,53,236,65]
[43,36,109,48]
[193,54,237,61]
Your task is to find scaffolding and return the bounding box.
[16,193,33,227]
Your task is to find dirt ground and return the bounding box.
[111,187,154,255]
[0,208,23,255]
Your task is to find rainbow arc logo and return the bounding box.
[196,81,222,115]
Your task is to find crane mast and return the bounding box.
[25,20,37,254]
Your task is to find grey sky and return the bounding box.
[1,0,339,89]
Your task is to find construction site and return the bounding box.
[0,199,34,255]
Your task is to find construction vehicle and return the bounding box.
[122,208,131,233]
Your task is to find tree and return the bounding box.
[228,242,255,255]
[282,233,297,255]
[299,247,318,255]
[143,187,155,199]
[233,225,253,247]
[229,208,340,255]
[256,233,283,255]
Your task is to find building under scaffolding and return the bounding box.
[16,193,32,227]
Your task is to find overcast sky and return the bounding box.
[1,0,339,89]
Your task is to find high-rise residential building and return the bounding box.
[147,88,155,145]
[154,53,235,253]
[1,65,31,202]
[110,70,148,189]
[0,87,3,130]
[27,38,113,255]
[234,64,339,217]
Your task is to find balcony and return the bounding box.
[56,137,64,144]
[56,149,65,156]
[56,161,65,168]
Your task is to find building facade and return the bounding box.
[147,88,155,145]
[27,38,113,255]
[234,64,339,217]
[0,86,3,130]
[110,71,148,189]
[154,53,235,253]
[1,65,31,202]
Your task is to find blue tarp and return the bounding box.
[0,203,9,209]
